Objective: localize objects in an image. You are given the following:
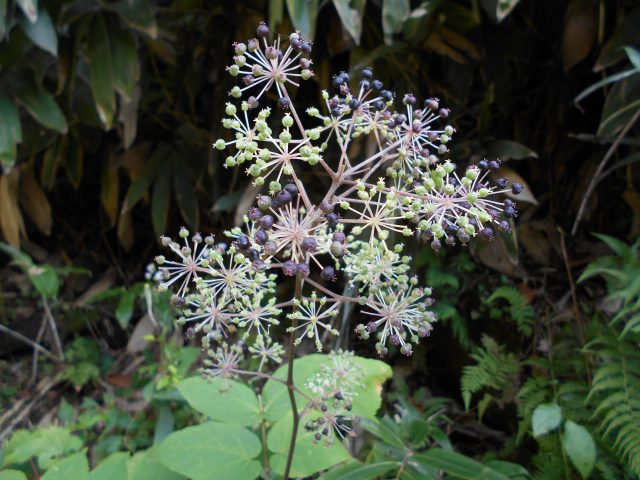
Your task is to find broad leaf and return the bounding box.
[16,0,37,23]
[87,452,128,480]
[12,81,67,134]
[0,91,22,172]
[413,449,510,480]
[87,14,115,128]
[42,451,89,480]
[382,0,409,44]
[176,377,261,426]
[155,423,261,480]
[285,0,319,41]
[111,26,140,100]
[20,7,57,56]
[0,471,28,480]
[129,449,186,479]
[531,403,562,437]
[320,461,400,480]
[332,0,366,44]
[562,421,596,479]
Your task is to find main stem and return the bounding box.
[283,275,304,480]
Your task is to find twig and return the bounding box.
[572,108,640,234]
[42,296,64,361]
[30,316,48,385]
[0,375,61,442]
[283,276,303,480]
[0,323,61,363]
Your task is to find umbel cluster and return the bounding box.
[150,21,522,367]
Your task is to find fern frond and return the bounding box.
[487,286,535,335]
[461,335,521,411]
[587,335,640,475]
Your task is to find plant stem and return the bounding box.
[283,275,303,480]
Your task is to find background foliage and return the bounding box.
[1,0,640,478]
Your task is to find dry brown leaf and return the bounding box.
[20,166,52,236]
[0,170,25,247]
[101,159,119,226]
[562,0,597,72]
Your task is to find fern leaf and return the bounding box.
[487,286,535,335]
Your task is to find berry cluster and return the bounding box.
[154,21,522,371]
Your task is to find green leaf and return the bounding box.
[122,146,168,212]
[128,449,186,479]
[262,354,391,422]
[87,452,128,480]
[16,0,37,23]
[483,460,529,479]
[155,423,261,480]
[151,162,172,236]
[267,412,352,477]
[176,377,261,426]
[382,0,410,44]
[0,471,28,480]
[112,0,157,38]
[531,403,562,437]
[321,461,400,480]
[12,81,67,134]
[0,91,22,172]
[332,0,367,44]
[115,290,136,329]
[87,14,115,128]
[29,264,60,298]
[413,449,510,480]
[562,421,596,479]
[111,26,140,100]
[20,7,57,56]
[42,451,89,480]
[4,427,83,470]
[624,46,640,72]
[487,140,538,161]
[153,406,175,445]
[285,0,319,41]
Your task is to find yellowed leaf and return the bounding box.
[562,0,597,72]
[117,209,135,251]
[425,26,482,64]
[0,171,25,247]
[20,166,52,236]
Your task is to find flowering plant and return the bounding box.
[150,21,521,479]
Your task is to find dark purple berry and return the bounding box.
[248,248,260,261]
[326,213,340,228]
[371,79,383,91]
[381,90,393,102]
[276,190,292,204]
[263,241,277,256]
[256,22,269,38]
[278,97,291,109]
[404,94,416,105]
[248,207,261,221]
[254,229,269,245]
[488,160,500,171]
[332,231,346,244]
[252,259,267,271]
[511,182,523,194]
[236,234,250,250]
[504,206,516,218]
[257,195,271,211]
[366,321,377,333]
[374,99,385,111]
[390,334,401,345]
[296,262,310,277]
[321,266,336,281]
[349,98,360,110]
[361,67,373,79]
[301,237,317,252]
[496,177,508,189]
[282,260,297,276]
[431,239,442,251]
[260,215,274,230]
[284,183,298,195]
[330,240,346,258]
[498,220,511,232]
[438,108,450,118]
[478,159,489,169]
[481,227,494,240]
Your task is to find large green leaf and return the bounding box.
[155,423,262,480]
[41,451,89,480]
[12,81,67,134]
[267,412,352,477]
[176,377,261,426]
[20,7,57,56]
[0,471,28,480]
[562,421,596,479]
[531,402,562,437]
[320,461,400,480]
[128,449,186,480]
[87,14,115,128]
[262,354,391,422]
[87,452,128,480]
[285,0,319,41]
[413,449,510,480]
[4,427,82,470]
[0,91,22,172]
[112,0,157,38]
